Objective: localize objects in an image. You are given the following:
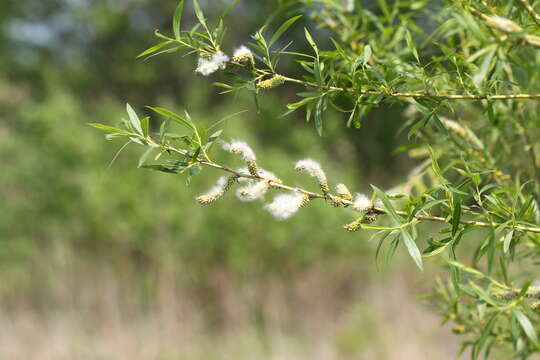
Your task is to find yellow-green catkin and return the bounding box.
[196,192,222,205]
[196,176,237,205]
[329,195,343,207]
[531,301,540,311]
[492,286,540,300]
[300,193,311,208]
[362,213,378,224]
[344,212,378,232]
[223,175,238,192]
[452,325,466,334]
[232,46,254,66]
[257,75,285,90]
[492,290,519,300]
[247,160,258,176]
[344,217,363,232]
[320,181,330,194]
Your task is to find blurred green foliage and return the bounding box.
[0,0,414,288]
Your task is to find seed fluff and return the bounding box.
[223,140,256,163]
[195,51,230,76]
[295,159,329,193]
[265,191,310,220]
[352,193,372,212]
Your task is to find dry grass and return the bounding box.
[0,247,464,360]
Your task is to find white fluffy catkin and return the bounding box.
[223,140,256,162]
[352,193,372,212]
[295,159,329,192]
[265,191,309,220]
[236,181,269,201]
[232,45,254,63]
[335,184,353,200]
[195,51,230,76]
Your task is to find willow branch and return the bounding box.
[153,139,540,234]
[460,1,540,48]
[516,0,540,29]
[228,61,540,102]
[280,75,540,101]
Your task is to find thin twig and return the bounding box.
[281,75,540,101]
[229,61,540,102]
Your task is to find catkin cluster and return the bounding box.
[195,139,390,229]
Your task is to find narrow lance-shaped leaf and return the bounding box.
[401,228,424,271]
[314,97,323,136]
[193,0,208,33]
[372,185,401,224]
[503,229,514,253]
[173,0,185,41]
[218,0,238,22]
[147,106,195,131]
[141,117,150,137]
[138,147,157,168]
[451,198,461,237]
[126,103,143,135]
[405,29,420,64]
[89,123,130,136]
[137,40,173,59]
[363,44,372,66]
[513,309,539,347]
[270,15,302,47]
[304,28,319,56]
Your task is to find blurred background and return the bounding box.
[0,0,460,358]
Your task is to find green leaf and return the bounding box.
[147,106,195,131]
[138,147,157,168]
[173,0,185,40]
[405,29,420,63]
[304,28,319,56]
[473,45,496,88]
[197,122,207,145]
[503,229,514,254]
[287,97,317,111]
[126,103,143,135]
[474,313,499,359]
[89,123,130,135]
[108,140,132,168]
[372,185,401,224]
[363,44,372,66]
[141,164,182,174]
[428,146,446,183]
[470,283,499,307]
[487,229,495,274]
[206,129,223,147]
[218,0,238,22]
[375,230,394,268]
[269,15,302,47]
[208,110,247,131]
[407,113,430,139]
[401,229,423,271]
[513,309,539,346]
[193,0,207,31]
[431,114,449,136]
[141,117,150,137]
[314,97,323,136]
[137,40,174,59]
[451,198,461,237]
[518,281,531,299]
